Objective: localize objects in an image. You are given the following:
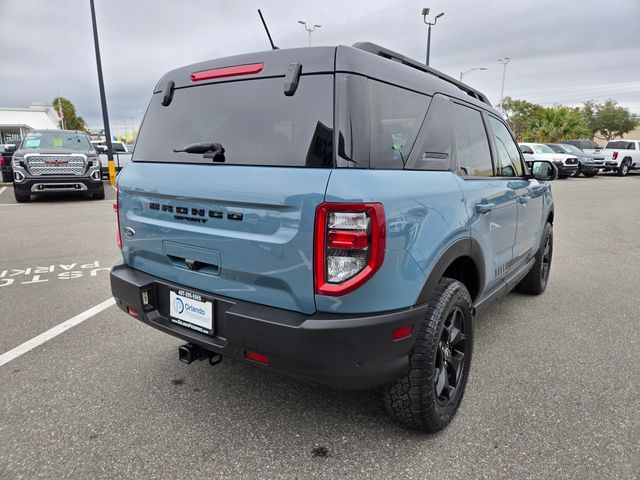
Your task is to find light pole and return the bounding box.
[298,20,322,46]
[459,67,487,82]
[422,8,444,66]
[498,57,510,110]
[89,0,116,185]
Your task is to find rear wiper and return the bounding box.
[173,142,225,162]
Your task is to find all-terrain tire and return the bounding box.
[516,222,553,295]
[382,278,473,433]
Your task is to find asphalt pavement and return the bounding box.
[0,175,639,480]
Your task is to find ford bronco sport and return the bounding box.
[110,43,557,432]
[11,130,104,202]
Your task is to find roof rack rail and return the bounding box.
[352,42,492,106]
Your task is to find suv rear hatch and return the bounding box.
[117,53,335,314]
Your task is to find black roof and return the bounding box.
[153,43,497,114]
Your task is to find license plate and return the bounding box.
[169,290,213,335]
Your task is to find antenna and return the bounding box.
[258,9,278,50]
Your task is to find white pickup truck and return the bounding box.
[600,140,640,176]
[91,141,133,178]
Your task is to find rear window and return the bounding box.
[606,141,633,149]
[133,75,334,167]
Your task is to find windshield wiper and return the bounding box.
[173,142,225,162]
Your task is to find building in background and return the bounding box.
[0,104,60,143]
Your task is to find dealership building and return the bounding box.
[0,105,60,143]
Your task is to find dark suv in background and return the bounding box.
[11,130,104,202]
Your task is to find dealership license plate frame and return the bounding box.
[169,289,214,336]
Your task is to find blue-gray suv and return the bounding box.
[110,43,557,432]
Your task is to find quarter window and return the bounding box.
[368,80,430,169]
[450,103,493,177]
[488,117,523,177]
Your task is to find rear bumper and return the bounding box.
[110,261,425,390]
[13,174,103,195]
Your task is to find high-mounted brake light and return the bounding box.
[114,185,122,248]
[314,203,386,296]
[191,63,264,82]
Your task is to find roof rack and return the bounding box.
[352,42,492,106]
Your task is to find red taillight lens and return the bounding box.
[0,158,4,166]
[191,63,264,82]
[245,351,270,365]
[127,306,140,318]
[314,203,385,296]
[114,185,122,248]
[392,324,414,341]
[612,151,618,160]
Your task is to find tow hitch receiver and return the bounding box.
[179,343,223,366]
[179,343,202,364]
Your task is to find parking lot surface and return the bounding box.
[1,176,639,479]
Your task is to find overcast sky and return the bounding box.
[1,0,639,134]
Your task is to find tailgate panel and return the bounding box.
[117,162,330,314]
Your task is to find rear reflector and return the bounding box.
[191,63,264,82]
[245,351,270,365]
[392,324,413,341]
[127,307,140,318]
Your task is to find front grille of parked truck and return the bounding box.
[24,154,87,176]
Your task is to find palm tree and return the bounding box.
[527,106,588,142]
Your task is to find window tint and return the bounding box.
[606,141,633,150]
[450,103,492,176]
[133,75,333,167]
[368,80,430,169]
[489,117,523,177]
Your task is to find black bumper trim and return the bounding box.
[110,261,426,390]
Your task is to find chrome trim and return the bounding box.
[24,153,88,176]
[30,183,88,192]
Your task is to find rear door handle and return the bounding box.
[475,202,495,214]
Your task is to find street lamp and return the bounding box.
[422,8,444,66]
[498,57,511,111]
[459,67,487,82]
[298,20,322,46]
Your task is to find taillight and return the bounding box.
[314,203,385,296]
[612,151,618,160]
[0,157,4,166]
[114,185,121,248]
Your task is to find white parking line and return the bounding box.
[0,298,116,368]
[0,186,7,195]
[112,185,117,192]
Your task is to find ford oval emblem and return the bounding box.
[124,227,136,238]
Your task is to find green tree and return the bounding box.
[581,99,639,142]
[501,97,544,141]
[527,106,589,142]
[51,97,87,131]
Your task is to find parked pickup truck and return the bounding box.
[599,140,640,176]
[519,142,578,178]
[91,140,133,177]
[111,42,558,433]
[11,130,104,202]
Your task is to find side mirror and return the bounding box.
[5,144,15,153]
[95,145,108,153]
[530,160,558,181]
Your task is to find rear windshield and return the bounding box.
[606,141,633,149]
[133,75,334,167]
[21,132,91,151]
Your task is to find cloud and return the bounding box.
[1,0,638,134]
